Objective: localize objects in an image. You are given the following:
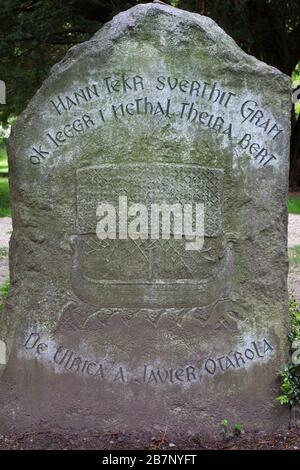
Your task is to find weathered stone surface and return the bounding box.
[0,3,292,434]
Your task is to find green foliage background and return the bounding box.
[277,297,300,407]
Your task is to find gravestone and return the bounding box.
[0,3,292,434]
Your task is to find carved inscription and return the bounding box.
[23,332,274,384]
[29,74,284,167]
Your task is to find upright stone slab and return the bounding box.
[0,3,291,434]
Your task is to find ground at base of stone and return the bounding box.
[0,428,300,450]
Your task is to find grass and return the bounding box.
[289,245,300,269]
[0,177,10,217]
[0,279,9,311]
[0,142,8,174]
[288,196,300,215]
[0,248,8,259]
[0,140,10,217]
